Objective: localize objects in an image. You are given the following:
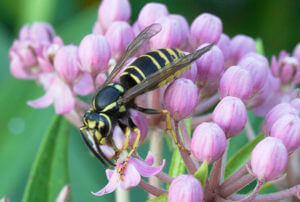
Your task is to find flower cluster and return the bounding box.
[9,0,300,201]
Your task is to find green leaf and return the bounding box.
[255,38,265,55]
[147,193,168,202]
[194,161,208,187]
[22,115,70,202]
[225,134,264,179]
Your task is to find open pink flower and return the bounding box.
[93,152,165,196]
[27,73,75,114]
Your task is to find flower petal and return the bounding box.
[106,169,115,179]
[73,73,94,96]
[53,78,75,114]
[121,163,141,190]
[27,86,54,108]
[145,151,154,165]
[92,170,119,196]
[131,156,166,177]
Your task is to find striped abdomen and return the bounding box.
[120,48,190,90]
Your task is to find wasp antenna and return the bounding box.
[80,129,109,167]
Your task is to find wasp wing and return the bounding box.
[103,23,162,86]
[119,44,213,103]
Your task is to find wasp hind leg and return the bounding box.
[134,106,189,153]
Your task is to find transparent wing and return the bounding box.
[103,23,162,86]
[119,44,214,103]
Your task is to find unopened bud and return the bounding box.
[190,13,222,48]
[191,122,227,163]
[212,96,247,138]
[138,3,168,30]
[251,137,288,182]
[168,175,204,202]
[219,66,253,101]
[164,78,198,121]
[78,34,111,76]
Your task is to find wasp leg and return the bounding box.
[134,106,189,152]
[160,109,189,153]
[113,125,131,160]
[79,127,109,167]
[134,105,160,114]
[120,121,141,176]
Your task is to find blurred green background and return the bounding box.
[0,0,299,201]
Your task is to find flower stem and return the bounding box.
[194,93,219,114]
[156,172,174,184]
[219,174,256,198]
[139,180,167,197]
[229,184,300,202]
[174,121,197,174]
[239,180,263,202]
[245,120,255,141]
[191,113,212,129]
[116,186,129,202]
[149,128,163,198]
[220,162,249,189]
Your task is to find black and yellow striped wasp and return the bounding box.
[80,23,213,168]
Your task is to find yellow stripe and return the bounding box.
[101,102,117,112]
[153,50,170,66]
[121,72,129,77]
[127,66,146,79]
[142,54,161,70]
[114,84,124,93]
[166,48,179,61]
[99,113,111,133]
[129,73,141,84]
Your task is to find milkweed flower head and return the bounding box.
[9,0,300,201]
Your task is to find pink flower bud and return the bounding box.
[179,61,198,82]
[216,33,230,64]
[270,114,300,153]
[137,3,169,30]
[265,103,298,135]
[129,109,149,146]
[30,22,55,43]
[290,98,300,114]
[213,96,247,138]
[164,79,198,121]
[105,21,134,59]
[229,35,256,65]
[150,16,187,49]
[219,66,253,101]
[251,137,288,181]
[170,14,189,49]
[191,122,227,163]
[168,175,203,202]
[279,57,298,84]
[98,0,131,30]
[238,53,269,92]
[195,44,224,87]
[78,34,111,76]
[54,45,81,84]
[190,13,222,48]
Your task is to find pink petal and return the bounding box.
[53,78,75,114]
[106,169,115,179]
[145,152,155,165]
[121,163,141,190]
[27,85,54,108]
[92,170,119,196]
[73,73,94,96]
[131,157,166,177]
[38,73,56,90]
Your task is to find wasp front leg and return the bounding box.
[119,118,141,176]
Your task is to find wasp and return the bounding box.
[80,23,213,168]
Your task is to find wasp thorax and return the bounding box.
[83,110,112,141]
